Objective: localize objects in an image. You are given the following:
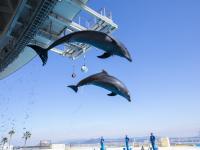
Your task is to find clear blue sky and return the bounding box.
[1,0,200,145]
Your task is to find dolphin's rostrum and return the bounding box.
[27,30,132,65]
[67,70,131,102]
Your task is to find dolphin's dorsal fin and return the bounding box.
[102,70,108,75]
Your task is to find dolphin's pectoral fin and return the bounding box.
[97,52,112,59]
[107,92,117,96]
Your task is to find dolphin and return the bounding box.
[27,30,132,65]
[67,70,131,102]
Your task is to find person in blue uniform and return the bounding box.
[125,135,130,150]
[100,136,105,150]
[150,133,156,150]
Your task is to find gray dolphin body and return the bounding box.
[67,70,131,102]
[27,30,132,65]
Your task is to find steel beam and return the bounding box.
[68,0,118,29]
[6,0,28,36]
[49,13,86,31]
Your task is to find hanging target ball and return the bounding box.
[81,65,88,73]
[72,73,76,78]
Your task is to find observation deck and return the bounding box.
[0,0,118,79]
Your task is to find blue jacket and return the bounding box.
[150,135,155,143]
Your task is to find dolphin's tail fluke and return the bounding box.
[27,44,48,66]
[68,85,78,93]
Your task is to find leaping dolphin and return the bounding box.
[67,70,131,102]
[27,30,132,65]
